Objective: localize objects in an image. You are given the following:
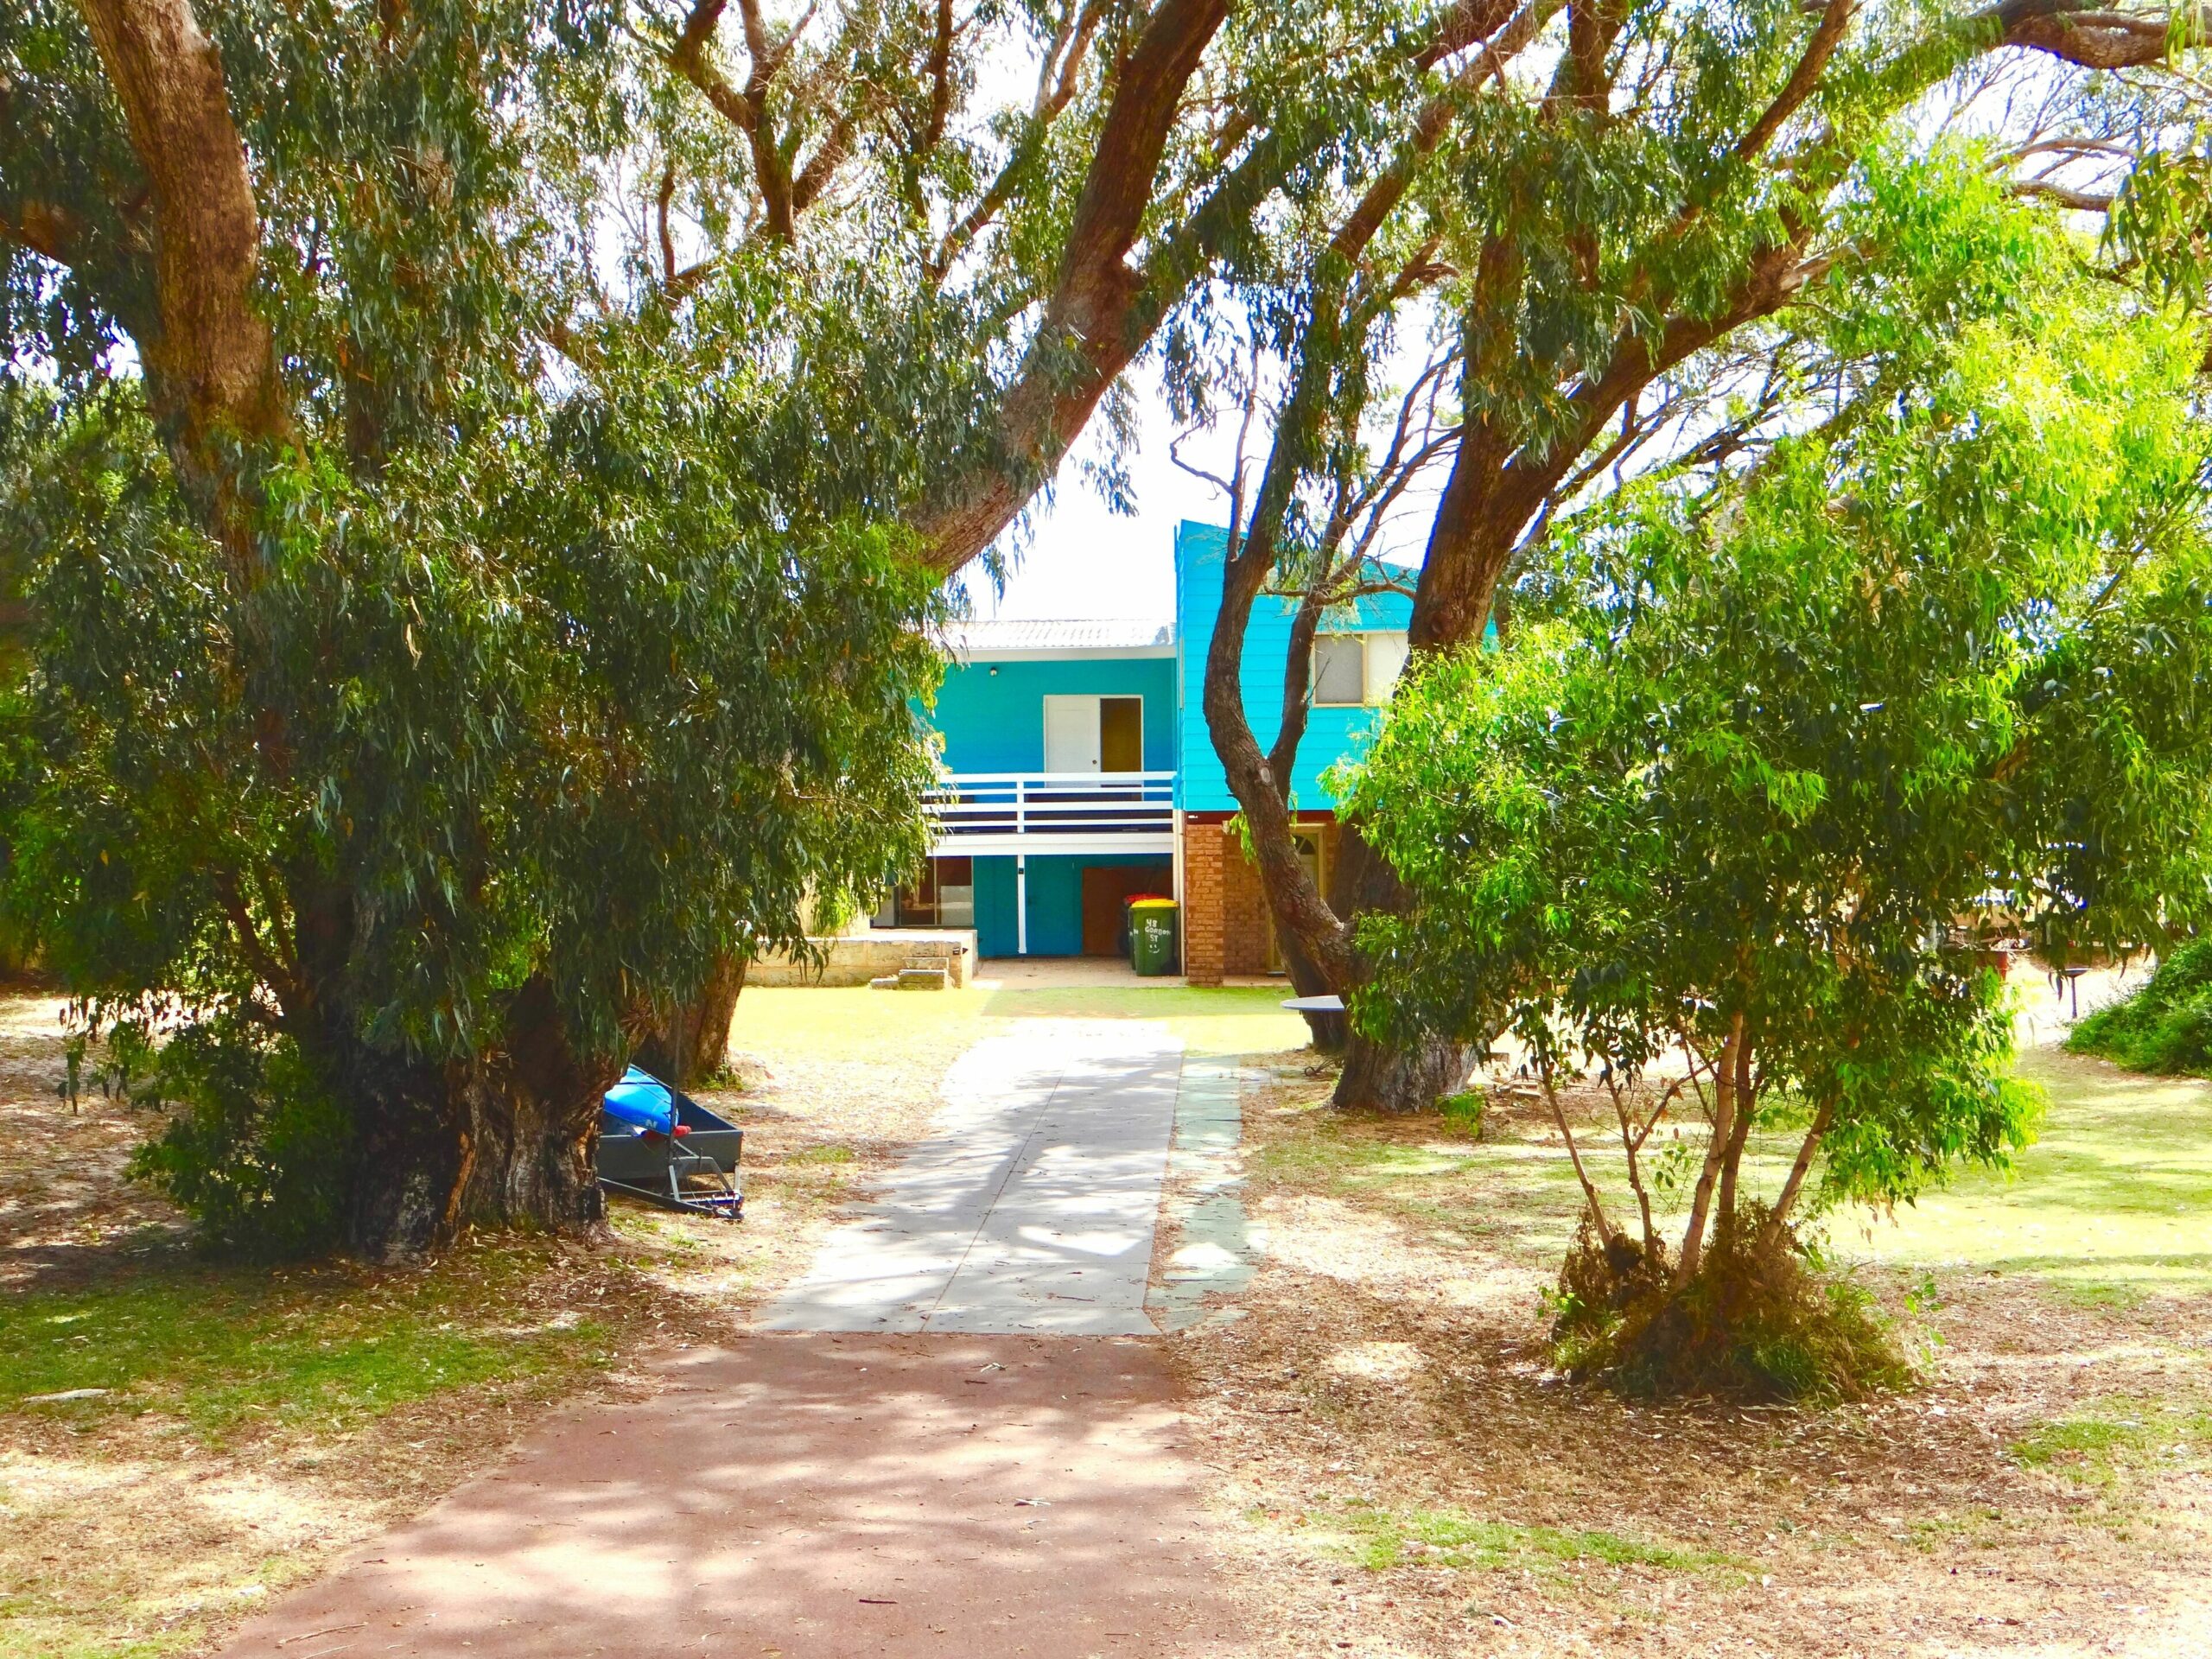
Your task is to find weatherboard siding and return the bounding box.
[1171,519,1414,814]
[931,654,1177,774]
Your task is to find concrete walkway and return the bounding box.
[760,1023,1183,1336]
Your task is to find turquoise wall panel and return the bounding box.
[1022,856,1084,957]
[974,855,1019,958]
[932,655,1176,773]
[1173,520,1416,813]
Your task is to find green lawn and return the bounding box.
[1835,1044,2212,1300]
[1,1248,618,1440]
[729,980,1313,1065]
[978,982,1312,1058]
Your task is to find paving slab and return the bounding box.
[760,1022,1183,1335]
[215,1333,1241,1659]
[1149,1060,1263,1333]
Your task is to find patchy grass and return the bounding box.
[2009,1397,2212,1486]
[781,1141,856,1166]
[1185,1032,2212,1656]
[1320,1502,1738,1576]
[0,1233,681,1659]
[2,1255,612,1442]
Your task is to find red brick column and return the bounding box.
[1181,817,1225,985]
[1220,830,1273,976]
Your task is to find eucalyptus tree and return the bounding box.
[1177,0,2212,1109]
[0,0,957,1256]
[0,0,1516,1254]
[1345,283,2212,1394]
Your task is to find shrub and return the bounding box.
[2067,939,2212,1076]
[1440,1089,1485,1139]
[1550,1214,1910,1403]
[126,1018,354,1259]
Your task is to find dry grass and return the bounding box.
[1178,1050,2212,1657]
[0,984,1013,1658]
[14,976,2209,1658]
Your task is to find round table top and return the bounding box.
[1281,995,1346,1013]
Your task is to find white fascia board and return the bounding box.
[952,644,1178,664]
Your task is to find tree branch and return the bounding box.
[75,0,289,557]
[912,0,1233,573]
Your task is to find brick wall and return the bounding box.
[1219,825,1273,977]
[1180,814,1278,982]
[1181,817,1225,984]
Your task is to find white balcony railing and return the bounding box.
[926,770,1175,853]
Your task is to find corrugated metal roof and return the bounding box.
[945,617,1175,659]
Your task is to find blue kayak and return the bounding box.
[602,1065,677,1135]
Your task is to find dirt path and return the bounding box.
[213,1020,1243,1659]
[213,1333,1237,1659]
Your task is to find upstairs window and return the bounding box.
[1313,631,1408,707]
[1364,631,1409,703]
[1313,634,1366,706]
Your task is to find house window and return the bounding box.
[1313,635,1366,706]
[1364,631,1409,704]
[1314,631,1409,708]
[896,856,975,928]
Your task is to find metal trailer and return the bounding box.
[595,1066,744,1219]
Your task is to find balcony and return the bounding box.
[926,770,1176,856]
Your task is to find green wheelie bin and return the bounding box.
[1129,896,1179,976]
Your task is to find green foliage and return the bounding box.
[1351,264,2212,1224]
[1440,1088,1485,1139]
[1343,214,2212,1388]
[1552,1219,1911,1403]
[0,0,965,1249]
[124,1018,353,1260]
[2068,940,2212,1075]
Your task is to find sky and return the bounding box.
[969,365,1226,626]
[973,359,1445,626]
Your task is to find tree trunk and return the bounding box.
[1328,823,1467,1111]
[1674,1014,1744,1287]
[1711,1031,1758,1258]
[1274,921,1346,1052]
[1334,1026,1465,1113]
[635,951,748,1088]
[337,976,615,1262]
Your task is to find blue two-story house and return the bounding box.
[889,520,1414,983]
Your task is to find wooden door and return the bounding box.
[1080,867,1123,956]
[1099,696,1143,772]
[1080,867,1166,956]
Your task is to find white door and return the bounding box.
[1043,694,1102,772]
